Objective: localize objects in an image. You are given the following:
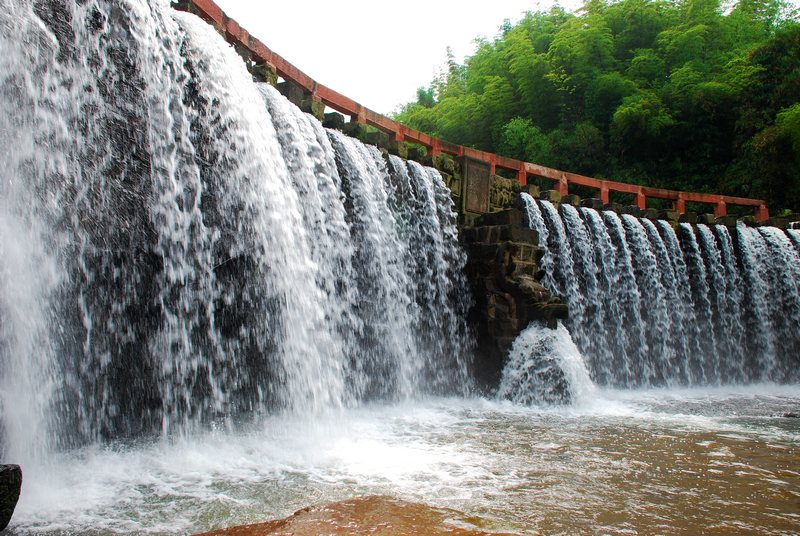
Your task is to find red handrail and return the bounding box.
[181,0,770,221]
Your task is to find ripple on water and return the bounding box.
[6,388,800,535]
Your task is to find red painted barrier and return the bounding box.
[179,0,770,222]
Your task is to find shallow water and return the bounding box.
[8,385,800,535]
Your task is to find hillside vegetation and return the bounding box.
[394,0,800,213]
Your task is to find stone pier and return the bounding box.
[460,207,567,390]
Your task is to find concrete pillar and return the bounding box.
[636,189,646,210]
[430,139,442,157]
[350,109,366,125]
[557,174,569,196]
[675,194,686,214]
[517,164,526,186]
[600,187,609,204]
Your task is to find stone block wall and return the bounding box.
[460,206,567,390]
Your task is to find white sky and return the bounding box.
[214,0,583,115]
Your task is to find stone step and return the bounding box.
[463,224,538,245]
[475,208,523,227]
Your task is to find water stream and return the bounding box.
[521,194,800,389]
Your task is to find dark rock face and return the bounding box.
[0,464,22,531]
[460,206,567,391]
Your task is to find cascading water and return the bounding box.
[0,0,472,467]
[517,193,800,389]
[497,323,595,405]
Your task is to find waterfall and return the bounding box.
[0,0,471,463]
[518,194,800,388]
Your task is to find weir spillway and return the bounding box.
[0,0,471,462]
[1,0,798,462]
[517,195,800,390]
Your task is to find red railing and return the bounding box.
[181,0,770,221]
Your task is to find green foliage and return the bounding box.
[392,0,800,211]
[776,102,800,153]
[611,91,674,142]
[498,118,553,164]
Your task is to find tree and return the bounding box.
[393,0,800,211]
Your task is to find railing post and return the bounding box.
[600,186,609,204]
[430,139,442,157]
[714,199,727,218]
[489,154,496,176]
[558,173,569,196]
[351,106,366,125]
[675,193,686,214]
[636,188,646,210]
[756,203,769,222]
[517,163,526,186]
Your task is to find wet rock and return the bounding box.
[460,208,567,390]
[476,208,523,227]
[432,153,456,175]
[715,215,739,227]
[322,111,345,130]
[658,210,680,222]
[0,465,22,531]
[697,213,716,225]
[642,208,660,220]
[522,184,540,197]
[783,412,799,418]
[764,217,789,229]
[738,215,757,226]
[621,205,642,217]
[540,189,562,204]
[193,496,518,535]
[490,175,521,212]
[581,198,604,211]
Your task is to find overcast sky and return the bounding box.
[214,0,583,115]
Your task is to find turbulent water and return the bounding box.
[7,392,800,535]
[0,0,470,465]
[520,194,800,389]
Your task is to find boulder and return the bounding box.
[0,464,22,531]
